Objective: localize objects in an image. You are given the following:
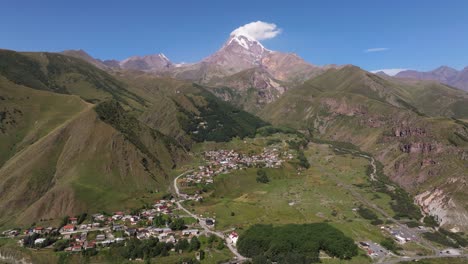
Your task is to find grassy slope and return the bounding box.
[0,51,269,228]
[183,136,431,263]
[0,53,189,228]
[260,66,468,231]
[188,137,390,243]
[119,73,267,148]
[0,101,183,227]
[0,49,144,107]
[0,76,89,166]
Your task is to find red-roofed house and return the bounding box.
[229,231,239,245]
[33,227,44,234]
[63,225,75,232]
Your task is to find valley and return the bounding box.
[1,17,468,264]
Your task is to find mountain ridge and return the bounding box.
[396,66,468,92]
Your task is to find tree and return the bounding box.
[176,239,190,252]
[54,239,70,252]
[423,215,439,227]
[60,216,69,227]
[190,237,201,251]
[161,247,169,257]
[380,238,398,252]
[153,215,166,227]
[170,218,185,231]
[256,169,269,184]
[77,213,88,224]
[253,255,271,264]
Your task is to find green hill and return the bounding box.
[0,77,186,227]
[0,51,269,228]
[261,66,468,231]
[118,73,268,148]
[0,49,144,106]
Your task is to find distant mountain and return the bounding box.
[119,53,173,71]
[61,50,174,72]
[396,66,468,91]
[61,33,325,112]
[172,32,323,83]
[61,49,110,70]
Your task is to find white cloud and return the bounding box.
[364,47,389,53]
[371,68,408,76]
[231,21,282,41]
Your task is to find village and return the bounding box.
[2,199,227,255]
[0,147,285,261]
[178,147,293,196]
[3,144,463,263]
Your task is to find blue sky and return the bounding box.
[2,0,468,72]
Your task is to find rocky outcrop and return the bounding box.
[322,98,368,116]
[420,158,437,168]
[415,187,468,231]
[394,127,426,137]
[400,142,440,154]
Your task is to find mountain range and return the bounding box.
[1,30,468,234]
[395,66,468,92]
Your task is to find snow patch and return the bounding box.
[371,68,408,76]
[159,53,169,61]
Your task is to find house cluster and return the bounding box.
[12,199,203,252]
[181,148,291,188]
[24,226,58,236]
[63,232,97,252]
[59,225,200,252]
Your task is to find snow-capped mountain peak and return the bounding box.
[225,33,270,53]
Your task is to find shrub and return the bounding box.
[256,169,270,183]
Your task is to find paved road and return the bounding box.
[173,171,249,262]
[379,253,468,264]
[60,227,109,235]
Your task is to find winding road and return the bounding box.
[173,146,466,263]
[330,146,468,263]
[173,171,249,262]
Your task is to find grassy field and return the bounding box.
[186,138,396,247]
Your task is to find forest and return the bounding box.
[237,223,358,263]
